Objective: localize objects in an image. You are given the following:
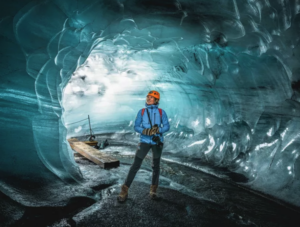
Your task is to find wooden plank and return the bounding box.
[68,138,78,150]
[68,138,97,146]
[83,141,98,146]
[69,141,119,169]
[68,138,79,142]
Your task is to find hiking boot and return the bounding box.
[150,185,158,199]
[117,184,129,202]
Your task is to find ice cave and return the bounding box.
[1,0,300,226]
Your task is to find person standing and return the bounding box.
[118,90,170,202]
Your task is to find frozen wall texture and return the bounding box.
[1,0,300,206]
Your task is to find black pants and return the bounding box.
[124,142,163,187]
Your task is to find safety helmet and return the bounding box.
[147,90,160,100]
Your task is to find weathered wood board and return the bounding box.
[83,141,98,146]
[68,139,119,169]
[68,138,79,143]
[68,138,97,146]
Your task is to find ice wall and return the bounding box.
[1,0,300,206]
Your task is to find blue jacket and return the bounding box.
[134,103,170,144]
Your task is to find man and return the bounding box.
[118,90,170,202]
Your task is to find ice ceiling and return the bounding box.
[1,0,300,206]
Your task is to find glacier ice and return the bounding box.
[0,0,300,207]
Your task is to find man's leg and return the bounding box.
[124,143,151,187]
[151,144,163,186]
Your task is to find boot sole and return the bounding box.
[117,195,128,203]
[150,194,157,200]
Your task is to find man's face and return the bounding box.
[146,95,156,105]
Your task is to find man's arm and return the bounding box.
[134,109,144,134]
[159,110,170,134]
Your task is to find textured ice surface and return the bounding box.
[0,0,300,207]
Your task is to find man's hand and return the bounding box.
[142,128,155,136]
[152,125,159,134]
[142,126,159,136]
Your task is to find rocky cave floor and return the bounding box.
[1,137,300,227]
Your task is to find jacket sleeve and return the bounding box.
[134,109,144,134]
[159,110,170,134]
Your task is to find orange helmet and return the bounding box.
[147,90,160,100]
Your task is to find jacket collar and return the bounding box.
[145,103,159,109]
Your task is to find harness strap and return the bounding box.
[142,108,162,118]
[146,108,153,128]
